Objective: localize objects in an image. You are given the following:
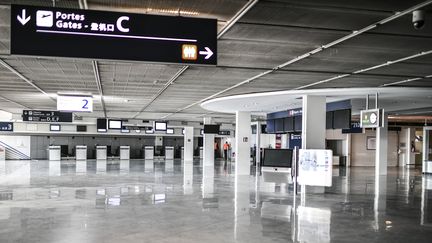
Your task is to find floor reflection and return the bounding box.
[0,160,431,242]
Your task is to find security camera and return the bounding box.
[413,10,425,29]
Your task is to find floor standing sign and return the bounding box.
[298,149,333,187]
[11,5,217,65]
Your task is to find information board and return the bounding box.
[0,122,13,131]
[298,149,333,187]
[57,95,93,112]
[11,5,217,65]
[360,108,383,128]
[22,110,73,122]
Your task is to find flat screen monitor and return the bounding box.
[333,109,351,129]
[203,124,220,134]
[294,116,302,132]
[275,118,284,133]
[50,124,61,131]
[166,128,174,134]
[266,119,275,133]
[97,118,107,131]
[326,112,333,129]
[284,117,294,132]
[109,120,122,129]
[262,149,293,168]
[76,125,87,132]
[145,128,154,134]
[155,122,167,131]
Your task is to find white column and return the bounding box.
[301,95,326,149]
[184,126,194,161]
[203,117,215,167]
[256,121,261,165]
[375,113,388,176]
[301,95,326,194]
[235,111,251,176]
[406,127,416,167]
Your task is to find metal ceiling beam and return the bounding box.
[134,0,259,119]
[294,49,432,89]
[162,0,432,118]
[0,59,55,102]
[381,74,432,87]
[92,60,107,118]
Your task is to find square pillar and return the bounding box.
[301,95,326,149]
[235,111,251,176]
[203,117,215,167]
[375,114,388,176]
[184,126,194,161]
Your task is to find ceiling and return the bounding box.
[0,0,432,123]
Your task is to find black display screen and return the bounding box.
[76,125,87,132]
[262,149,293,168]
[11,5,217,65]
[284,117,294,132]
[333,109,351,129]
[275,118,284,133]
[326,112,333,129]
[266,119,275,133]
[97,118,107,130]
[203,124,220,134]
[294,116,302,132]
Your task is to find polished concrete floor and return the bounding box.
[1,159,432,242]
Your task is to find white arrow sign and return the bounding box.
[199,47,214,59]
[17,9,31,26]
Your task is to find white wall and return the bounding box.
[351,129,398,167]
[0,135,31,157]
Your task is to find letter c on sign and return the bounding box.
[117,16,130,33]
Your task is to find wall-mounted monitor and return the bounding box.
[266,119,275,133]
[284,117,294,132]
[262,149,293,168]
[97,118,107,131]
[203,124,220,134]
[145,127,154,134]
[108,120,122,129]
[166,128,174,134]
[76,125,87,132]
[155,121,167,131]
[333,109,351,129]
[326,112,333,129]
[275,118,284,133]
[294,116,302,132]
[50,124,61,131]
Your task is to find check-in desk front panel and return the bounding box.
[199,147,203,158]
[181,147,184,159]
[96,146,107,160]
[120,146,130,160]
[145,146,154,160]
[165,146,174,160]
[76,145,87,160]
[48,145,61,161]
[262,167,292,184]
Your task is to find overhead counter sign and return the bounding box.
[57,94,93,112]
[11,5,217,65]
[360,108,384,128]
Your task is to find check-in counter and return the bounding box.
[96,146,107,160]
[181,147,184,160]
[145,146,154,160]
[120,146,130,160]
[48,145,61,161]
[165,146,174,160]
[262,166,293,184]
[76,145,87,160]
[199,147,203,159]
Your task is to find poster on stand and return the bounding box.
[298,149,333,187]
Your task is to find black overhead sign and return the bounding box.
[0,122,13,132]
[11,5,217,65]
[22,110,73,122]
